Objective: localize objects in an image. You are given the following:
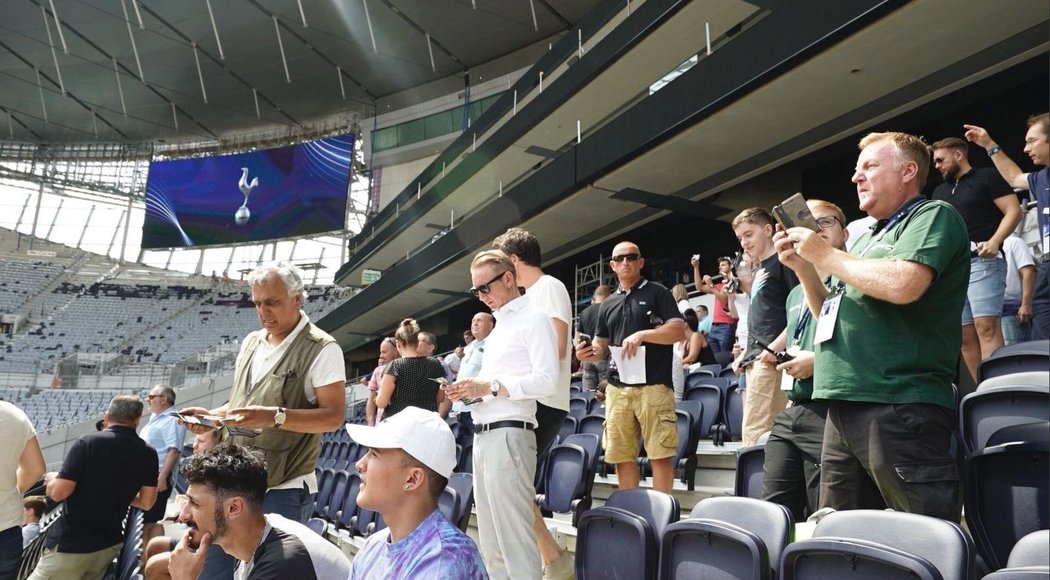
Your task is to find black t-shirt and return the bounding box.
[595,279,683,387]
[578,302,601,337]
[931,166,1013,243]
[47,425,157,553]
[383,356,446,417]
[744,253,799,361]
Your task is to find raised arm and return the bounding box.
[964,124,1030,190]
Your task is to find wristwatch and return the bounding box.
[273,407,287,428]
[490,379,503,398]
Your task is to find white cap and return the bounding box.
[345,406,457,478]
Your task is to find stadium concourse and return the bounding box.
[1,0,1048,578]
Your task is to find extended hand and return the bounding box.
[777,351,815,380]
[223,406,278,430]
[446,378,487,401]
[962,124,994,148]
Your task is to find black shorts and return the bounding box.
[535,403,569,462]
[142,484,172,524]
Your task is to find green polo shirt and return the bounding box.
[783,285,815,401]
[813,199,968,409]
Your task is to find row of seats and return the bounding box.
[576,491,1048,579]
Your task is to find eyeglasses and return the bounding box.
[469,271,508,297]
[816,216,842,230]
[611,253,641,262]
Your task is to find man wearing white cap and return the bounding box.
[347,406,487,579]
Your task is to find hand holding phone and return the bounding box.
[772,193,820,232]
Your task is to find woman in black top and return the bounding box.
[376,318,447,418]
[682,309,717,368]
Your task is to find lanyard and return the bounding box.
[791,276,831,346]
[831,196,928,295]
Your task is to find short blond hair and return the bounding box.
[858,132,931,190]
[470,249,514,276]
[807,199,846,227]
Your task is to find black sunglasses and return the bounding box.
[470,271,508,297]
[611,253,641,262]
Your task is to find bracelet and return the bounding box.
[986,144,1002,156]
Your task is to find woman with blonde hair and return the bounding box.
[376,318,447,419]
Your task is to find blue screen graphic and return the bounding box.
[142,133,353,249]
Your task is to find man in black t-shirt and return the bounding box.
[931,137,1021,381]
[575,242,686,493]
[578,284,611,394]
[731,208,798,447]
[30,395,158,580]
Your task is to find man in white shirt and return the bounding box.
[180,262,346,524]
[492,227,574,578]
[1002,235,1037,344]
[448,249,558,580]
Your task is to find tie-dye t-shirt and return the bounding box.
[349,509,487,579]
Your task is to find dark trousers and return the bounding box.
[820,401,960,521]
[762,401,827,522]
[708,323,735,353]
[535,403,569,462]
[1032,259,1050,340]
[0,525,20,580]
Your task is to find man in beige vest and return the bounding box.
[180,262,346,523]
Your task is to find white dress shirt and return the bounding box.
[472,294,558,426]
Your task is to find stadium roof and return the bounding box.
[0,0,604,145]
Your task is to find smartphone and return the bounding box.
[772,192,820,232]
[576,333,592,347]
[691,254,700,262]
[753,338,795,364]
[429,377,451,385]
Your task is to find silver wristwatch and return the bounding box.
[490,379,502,398]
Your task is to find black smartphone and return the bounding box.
[576,333,592,347]
[753,338,795,364]
[772,192,820,232]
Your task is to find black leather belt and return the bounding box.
[475,420,534,433]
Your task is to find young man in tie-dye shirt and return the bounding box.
[348,407,487,579]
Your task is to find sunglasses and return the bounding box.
[815,216,842,230]
[470,271,508,297]
[611,253,641,262]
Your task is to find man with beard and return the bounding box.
[930,137,1020,381]
[167,444,349,580]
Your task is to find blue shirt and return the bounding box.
[698,314,713,334]
[350,509,487,579]
[140,406,186,472]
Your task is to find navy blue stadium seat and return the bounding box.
[455,443,473,474]
[320,470,350,523]
[781,509,974,580]
[677,496,793,580]
[734,442,766,499]
[447,472,474,532]
[603,488,680,541]
[575,507,657,580]
[725,385,743,441]
[306,517,328,537]
[979,340,1050,382]
[965,441,1050,572]
[537,443,589,525]
[960,384,1049,453]
[336,472,363,530]
[683,383,721,440]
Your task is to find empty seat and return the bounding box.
[734,442,766,499]
[575,507,657,580]
[537,443,589,525]
[979,340,1050,381]
[960,384,1049,453]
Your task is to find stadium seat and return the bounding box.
[979,371,1050,391]
[305,517,328,537]
[455,443,473,474]
[313,468,336,517]
[437,486,460,525]
[986,421,1050,447]
[724,385,743,441]
[447,472,474,532]
[603,488,680,541]
[684,493,789,575]
[683,383,721,440]
[575,507,657,580]
[562,432,600,502]
[959,384,1049,453]
[537,443,589,525]
[569,396,589,420]
[336,472,363,530]
[559,415,579,441]
[965,441,1050,572]
[979,340,1050,382]
[320,470,350,523]
[983,529,1050,579]
[780,509,975,580]
[734,442,766,499]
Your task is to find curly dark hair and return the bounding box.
[492,227,542,267]
[180,443,267,510]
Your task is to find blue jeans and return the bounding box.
[262,485,314,524]
[708,323,735,353]
[0,526,20,580]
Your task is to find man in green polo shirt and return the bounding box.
[774,131,968,521]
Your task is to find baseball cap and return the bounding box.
[345,406,457,478]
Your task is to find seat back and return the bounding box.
[447,472,474,532]
[684,384,721,438]
[541,444,588,514]
[780,538,943,580]
[569,397,589,420]
[578,415,604,443]
[725,385,743,441]
[305,517,328,537]
[813,509,975,580]
[979,371,1050,391]
[559,415,579,441]
[321,470,350,522]
[456,443,473,474]
[979,341,1050,381]
[313,468,335,516]
[604,488,680,540]
[563,433,601,477]
[734,444,766,499]
[1008,530,1050,568]
[437,486,459,523]
[987,421,1050,447]
[965,441,1050,571]
[661,519,770,580]
[576,507,657,580]
[960,385,1050,452]
[337,472,363,529]
[690,496,794,572]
